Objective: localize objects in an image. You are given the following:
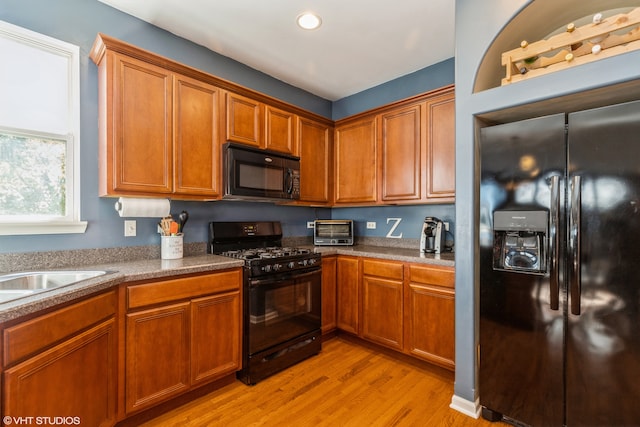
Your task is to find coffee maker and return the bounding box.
[421,217,446,253]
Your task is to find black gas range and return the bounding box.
[208,222,321,276]
[208,221,322,385]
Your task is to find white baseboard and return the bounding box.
[449,394,481,419]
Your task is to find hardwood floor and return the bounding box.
[141,336,501,426]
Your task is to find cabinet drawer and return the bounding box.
[362,259,403,280]
[127,269,241,310]
[409,265,454,289]
[3,290,117,366]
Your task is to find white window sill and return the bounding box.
[0,221,88,236]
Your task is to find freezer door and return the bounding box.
[479,114,566,426]
[566,100,640,426]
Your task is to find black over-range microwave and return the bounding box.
[223,143,300,202]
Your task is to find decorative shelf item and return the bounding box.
[501,7,640,86]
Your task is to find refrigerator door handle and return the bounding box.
[549,175,560,310]
[569,175,582,315]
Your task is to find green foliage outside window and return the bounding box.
[0,132,66,216]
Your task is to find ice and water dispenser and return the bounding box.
[492,210,548,274]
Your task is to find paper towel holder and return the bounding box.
[114,197,171,218]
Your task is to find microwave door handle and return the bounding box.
[285,168,293,194]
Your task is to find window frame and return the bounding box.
[0,20,86,236]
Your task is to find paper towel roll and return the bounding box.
[115,197,171,218]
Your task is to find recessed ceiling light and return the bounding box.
[297,12,322,30]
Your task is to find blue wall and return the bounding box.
[332,58,455,120]
[0,0,454,254]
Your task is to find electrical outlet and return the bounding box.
[444,221,450,231]
[307,221,315,229]
[124,220,136,237]
[366,221,376,229]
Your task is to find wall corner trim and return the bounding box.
[449,394,481,419]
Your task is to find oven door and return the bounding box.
[246,268,321,356]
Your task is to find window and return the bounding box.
[0,20,86,235]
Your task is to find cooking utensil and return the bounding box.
[178,210,189,232]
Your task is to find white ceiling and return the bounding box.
[98,0,455,101]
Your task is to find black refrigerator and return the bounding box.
[479,99,640,427]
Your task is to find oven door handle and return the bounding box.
[248,267,320,287]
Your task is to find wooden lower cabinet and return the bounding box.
[406,264,455,370]
[336,256,359,334]
[2,291,118,427]
[361,259,404,351]
[321,256,337,334]
[124,269,242,415]
[191,292,241,384]
[332,256,455,370]
[126,302,190,413]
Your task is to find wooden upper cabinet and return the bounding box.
[173,75,222,197]
[334,117,378,204]
[333,85,455,206]
[109,52,173,195]
[298,117,332,204]
[225,92,262,148]
[91,35,224,199]
[425,88,455,202]
[379,103,424,202]
[265,105,297,155]
[226,93,299,155]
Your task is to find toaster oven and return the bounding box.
[314,220,354,246]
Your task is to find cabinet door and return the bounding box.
[336,256,360,334]
[3,320,117,427]
[265,105,296,155]
[191,291,241,385]
[334,117,377,203]
[226,93,262,148]
[125,302,190,414]
[379,103,424,202]
[362,276,404,350]
[406,265,455,370]
[298,117,332,204]
[425,89,455,202]
[173,74,222,197]
[109,52,173,195]
[321,256,338,334]
[361,260,404,350]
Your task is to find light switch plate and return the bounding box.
[124,220,136,237]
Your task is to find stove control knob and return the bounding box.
[288,262,296,269]
[263,265,272,273]
[273,263,282,271]
[308,258,317,265]
[300,260,308,266]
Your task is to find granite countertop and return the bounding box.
[0,245,453,323]
[305,244,455,267]
[0,254,244,323]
